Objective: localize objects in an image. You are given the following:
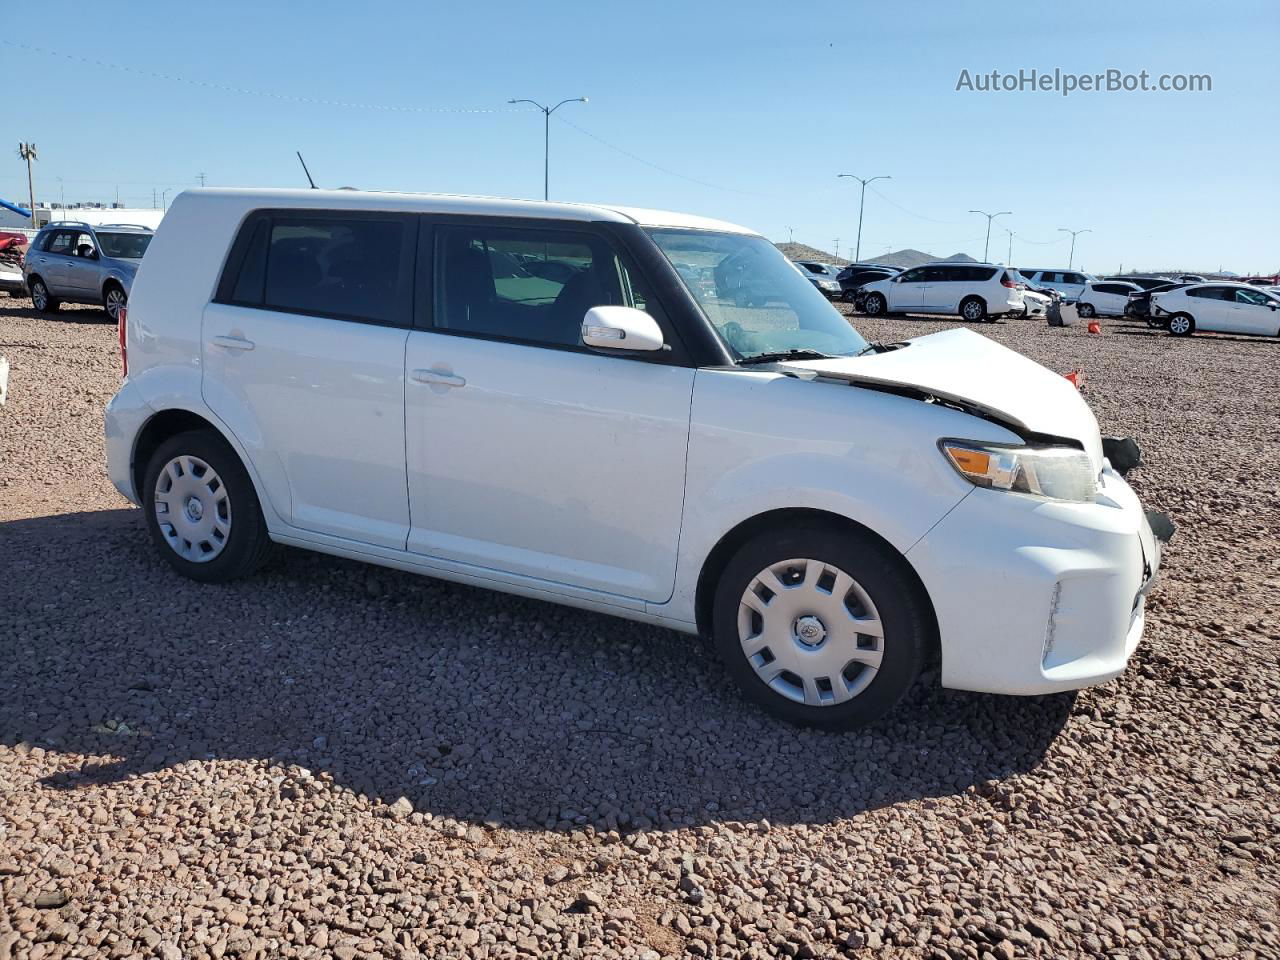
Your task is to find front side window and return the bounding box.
[647,229,868,361]
[437,226,643,348]
[1235,288,1274,306]
[1188,286,1227,300]
[897,267,927,283]
[96,232,152,260]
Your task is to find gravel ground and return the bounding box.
[1,294,1277,960]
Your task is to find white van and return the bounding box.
[105,188,1166,728]
[858,261,1023,322]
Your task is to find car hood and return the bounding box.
[782,328,1105,469]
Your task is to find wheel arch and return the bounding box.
[131,408,236,509]
[693,507,940,658]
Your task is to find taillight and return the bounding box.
[117,306,128,378]
[1001,272,1017,289]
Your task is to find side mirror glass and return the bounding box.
[581,305,665,352]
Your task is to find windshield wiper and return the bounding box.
[737,349,834,365]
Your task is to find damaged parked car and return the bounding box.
[106,188,1171,729]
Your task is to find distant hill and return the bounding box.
[774,242,848,265]
[774,244,981,269]
[863,249,981,269]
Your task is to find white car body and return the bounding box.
[859,262,1024,320]
[1078,281,1143,318]
[1151,282,1280,336]
[105,188,1161,709]
[1019,269,1096,301]
[1021,289,1052,318]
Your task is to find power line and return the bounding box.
[866,185,966,225]
[554,115,764,196]
[1,40,521,115]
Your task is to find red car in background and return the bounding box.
[0,231,29,296]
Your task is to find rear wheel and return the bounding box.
[1078,302,1097,319]
[959,296,987,323]
[1168,313,1195,336]
[863,293,886,316]
[30,278,60,313]
[143,429,273,582]
[103,282,126,323]
[712,524,929,729]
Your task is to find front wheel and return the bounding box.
[712,525,930,729]
[863,293,887,316]
[143,429,273,582]
[104,283,126,322]
[30,278,60,313]
[1168,313,1195,336]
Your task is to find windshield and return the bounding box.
[96,232,152,260]
[647,229,868,361]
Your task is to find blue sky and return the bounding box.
[4,0,1277,272]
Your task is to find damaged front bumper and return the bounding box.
[907,461,1170,697]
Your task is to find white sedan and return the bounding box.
[1077,281,1143,319]
[1151,282,1280,337]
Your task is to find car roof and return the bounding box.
[185,188,758,235]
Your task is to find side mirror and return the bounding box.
[582,306,665,352]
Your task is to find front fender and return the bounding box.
[655,368,1017,623]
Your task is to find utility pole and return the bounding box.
[834,238,840,260]
[507,96,589,201]
[787,226,794,245]
[1005,228,1013,265]
[152,188,157,210]
[197,172,207,187]
[969,210,1012,262]
[837,173,891,262]
[1058,227,1092,270]
[17,142,37,223]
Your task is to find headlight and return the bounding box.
[940,440,1097,503]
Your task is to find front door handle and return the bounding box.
[410,369,465,388]
[212,335,255,351]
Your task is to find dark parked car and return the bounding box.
[836,265,900,303]
[792,260,843,299]
[1125,281,1193,325]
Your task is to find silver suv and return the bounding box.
[23,222,154,321]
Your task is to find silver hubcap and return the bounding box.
[106,289,124,319]
[154,455,231,562]
[867,297,882,314]
[32,284,46,309]
[738,558,884,707]
[963,301,982,319]
[1171,317,1189,333]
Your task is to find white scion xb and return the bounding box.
[106,189,1166,729]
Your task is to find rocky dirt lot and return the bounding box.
[1,295,1277,960]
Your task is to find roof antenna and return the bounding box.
[296,151,318,189]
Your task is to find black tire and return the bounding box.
[863,292,887,316]
[841,289,856,303]
[1078,302,1097,319]
[959,296,987,323]
[29,277,60,313]
[711,523,930,730]
[142,429,273,582]
[103,282,127,323]
[1167,313,1195,337]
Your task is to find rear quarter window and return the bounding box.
[215,211,414,327]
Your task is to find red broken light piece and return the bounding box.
[1063,369,1085,390]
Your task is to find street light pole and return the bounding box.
[17,142,38,223]
[162,188,172,211]
[508,96,589,201]
[1058,228,1092,270]
[969,209,1012,262]
[837,174,891,262]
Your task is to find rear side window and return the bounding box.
[1187,286,1228,300]
[45,231,73,254]
[435,225,641,349]
[216,211,414,327]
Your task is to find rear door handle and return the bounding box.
[212,335,255,351]
[410,369,465,388]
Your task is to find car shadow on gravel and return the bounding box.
[1,508,1075,831]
